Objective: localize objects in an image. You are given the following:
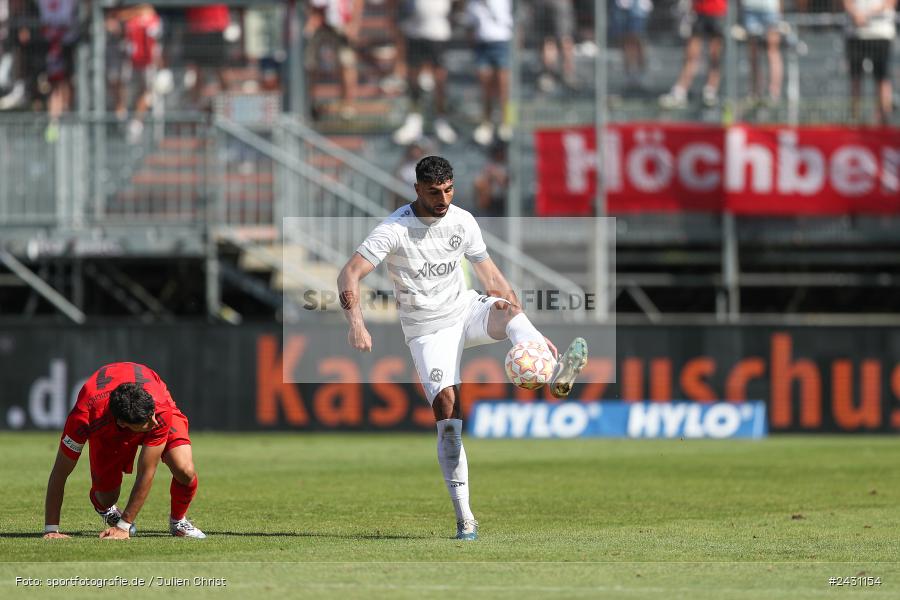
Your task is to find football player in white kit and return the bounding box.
[338,156,587,540]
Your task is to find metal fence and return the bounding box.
[0,112,282,228]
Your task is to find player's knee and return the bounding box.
[432,387,458,420]
[173,462,196,485]
[492,299,521,324]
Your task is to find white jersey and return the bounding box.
[402,0,453,41]
[465,0,513,42]
[845,0,896,39]
[357,204,490,339]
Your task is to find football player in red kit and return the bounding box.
[43,362,205,539]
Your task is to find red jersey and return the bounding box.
[60,362,181,464]
[125,12,161,69]
[186,5,230,33]
[694,0,727,17]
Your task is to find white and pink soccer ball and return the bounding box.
[504,341,556,390]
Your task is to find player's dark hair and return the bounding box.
[109,383,155,425]
[415,156,454,185]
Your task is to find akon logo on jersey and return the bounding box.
[414,260,458,279]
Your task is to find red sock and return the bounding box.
[170,475,198,521]
[89,488,111,513]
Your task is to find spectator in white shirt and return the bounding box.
[465,0,513,146]
[844,0,896,124]
[393,0,459,145]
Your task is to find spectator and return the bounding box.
[465,0,514,146]
[5,0,41,111]
[609,0,652,92]
[843,0,895,125]
[659,0,727,108]
[0,0,27,109]
[473,141,508,216]
[743,0,782,105]
[534,0,577,93]
[37,0,78,143]
[183,4,231,109]
[244,4,285,92]
[0,0,10,91]
[393,0,458,145]
[107,4,161,143]
[305,0,364,120]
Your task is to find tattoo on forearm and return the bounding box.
[340,290,356,310]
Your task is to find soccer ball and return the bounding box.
[505,341,556,390]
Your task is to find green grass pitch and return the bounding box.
[1,433,898,598]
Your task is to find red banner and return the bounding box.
[535,124,900,215]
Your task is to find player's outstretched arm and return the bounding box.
[337,253,376,352]
[100,443,165,539]
[44,449,77,539]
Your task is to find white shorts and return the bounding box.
[408,294,507,404]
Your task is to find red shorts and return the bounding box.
[163,411,191,456]
[90,412,191,492]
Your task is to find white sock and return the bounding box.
[436,418,474,522]
[505,312,545,346]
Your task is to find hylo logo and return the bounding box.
[430,368,443,382]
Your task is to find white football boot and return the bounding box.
[170,517,207,539]
[456,519,478,541]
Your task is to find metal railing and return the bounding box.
[0,113,218,227]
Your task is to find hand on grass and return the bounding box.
[99,527,130,540]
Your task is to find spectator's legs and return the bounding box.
[623,33,644,79]
[766,28,782,102]
[674,35,702,94]
[112,77,127,119]
[434,64,448,116]
[387,0,407,82]
[48,79,71,121]
[127,73,152,144]
[748,37,761,100]
[849,76,862,123]
[406,60,422,108]
[541,37,558,77]
[705,36,722,94]
[339,61,357,111]
[134,73,152,118]
[186,62,201,106]
[478,66,493,123]
[337,44,358,118]
[45,78,71,143]
[393,52,424,144]
[560,36,575,85]
[497,66,509,112]
[877,78,892,126]
[474,66,495,145]
[496,66,511,141]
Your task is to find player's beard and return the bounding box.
[415,199,448,219]
[428,201,448,217]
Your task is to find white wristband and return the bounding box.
[44,524,60,533]
[116,519,133,532]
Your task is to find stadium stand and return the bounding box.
[0,0,898,322]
